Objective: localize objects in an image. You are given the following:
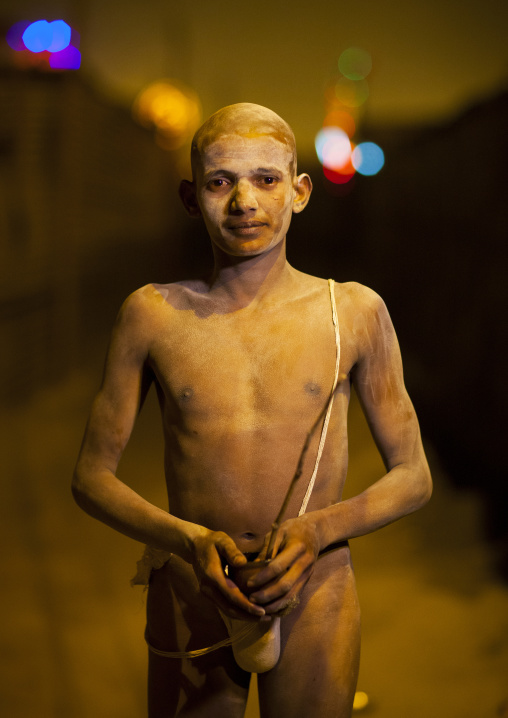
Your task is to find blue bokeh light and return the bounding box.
[47,20,71,52]
[21,19,72,53]
[8,18,79,71]
[351,142,385,176]
[22,20,52,52]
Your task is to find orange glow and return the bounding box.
[132,80,201,150]
[323,110,356,137]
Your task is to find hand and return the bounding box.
[191,529,266,619]
[246,515,321,615]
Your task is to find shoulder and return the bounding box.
[109,284,173,354]
[116,283,180,325]
[119,283,166,314]
[334,281,388,321]
[333,282,398,358]
[334,280,381,305]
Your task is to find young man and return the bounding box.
[73,103,432,717]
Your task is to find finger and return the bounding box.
[201,584,260,620]
[204,553,266,615]
[204,575,266,618]
[249,554,313,606]
[260,567,313,615]
[246,542,305,589]
[256,534,271,562]
[215,533,247,568]
[196,544,262,616]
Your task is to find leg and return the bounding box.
[146,554,251,718]
[258,546,361,718]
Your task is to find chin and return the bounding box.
[217,238,280,258]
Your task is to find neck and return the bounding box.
[207,240,294,309]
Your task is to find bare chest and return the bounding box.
[148,298,351,425]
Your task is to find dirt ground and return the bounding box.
[1,368,507,718]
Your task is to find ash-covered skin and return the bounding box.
[73,101,432,718]
[190,103,298,180]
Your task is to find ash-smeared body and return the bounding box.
[144,273,350,553]
[73,102,431,718]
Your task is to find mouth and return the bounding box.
[226,221,266,235]
[227,221,265,229]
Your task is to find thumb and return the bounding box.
[257,532,272,561]
[216,534,246,567]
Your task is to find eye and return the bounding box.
[208,178,230,191]
[260,176,278,186]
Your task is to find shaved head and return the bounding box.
[191,103,297,179]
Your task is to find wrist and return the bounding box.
[175,520,209,564]
[303,508,333,553]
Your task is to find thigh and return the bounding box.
[258,546,361,718]
[146,555,251,718]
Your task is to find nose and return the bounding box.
[230,178,258,213]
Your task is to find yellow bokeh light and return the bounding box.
[353,691,369,711]
[132,79,201,150]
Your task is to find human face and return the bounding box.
[194,133,297,258]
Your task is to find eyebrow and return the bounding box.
[254,167,283,175]
[203,166,284,182]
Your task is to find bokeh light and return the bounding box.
[319,47,384,190]
[352,142,385,176]
[132,80,202,150]
[338,48,372,81]
[6,18,79,71]
[352,691,370,710]
[22,20,53,52]
[334,77,369,108]
[47,20,71,52]
[315,127,349,166]
[6,21,31,51]
[323,164,355,185]
[21,19,71,53]
[322,136,351,170]
[49,44,81,70]
[323,110,356,138]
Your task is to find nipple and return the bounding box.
[304,381,322,396]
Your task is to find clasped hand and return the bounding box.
[191,516,320,619]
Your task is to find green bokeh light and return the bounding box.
[338,47,372,80]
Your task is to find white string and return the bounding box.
[299,279,341,516]
[145,622,259,659]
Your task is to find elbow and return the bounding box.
[72,466,94,514]
[413,464,433,511]
[71,470,86,509]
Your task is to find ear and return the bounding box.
[292,173,312,214]
[179,180,201,218]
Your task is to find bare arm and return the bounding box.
[72,289,263,618]
[73,290,199,554]
[250,287,432,611]
[315,288,432,544]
